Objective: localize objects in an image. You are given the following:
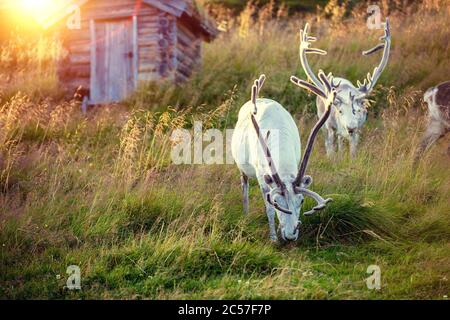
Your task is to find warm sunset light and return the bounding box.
[0,0,449,304]
[18,0,56,22]
[1,0,60,28]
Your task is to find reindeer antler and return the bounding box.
[290,70,335,215]
[357,18,391,94]
[298,188,333,216]
[290,70,336,186]
[299,23,328,92]
[252,74,266,115]
[250,75,285,190]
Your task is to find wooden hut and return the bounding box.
[52,0,217,104]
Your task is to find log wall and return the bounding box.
[175,20,202,83]
[57,0,203,97]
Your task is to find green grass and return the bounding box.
[1,110,448,299]
[0,2,449,299]
[203,0,329,13]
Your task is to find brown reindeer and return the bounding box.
[415,81,450,161]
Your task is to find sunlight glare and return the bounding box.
[19,0,56,23]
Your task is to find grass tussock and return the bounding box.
[0,1,449,299]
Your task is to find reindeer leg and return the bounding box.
[240,173,249,215]
[260,184,277,242]
[337,135,344,158]
[325,128,336,158]
[415,121,445,162]
[350,133,360,159]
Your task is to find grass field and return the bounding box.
[0,1,449,299]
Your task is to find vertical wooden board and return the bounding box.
[103,19,134,102]
[89,19,97,103]
[125,19,134,94]
[123,20,134,99]
[123,21,133,99]
[132,16,138,89]
[96,22,107,102]
[91,17,140,103]
[172,20,178,74]
[107,22,116,101]
[108,22,120,101]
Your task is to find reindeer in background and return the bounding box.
[415,81,450,161]
[299,20,391,158]
[231,72,335,242]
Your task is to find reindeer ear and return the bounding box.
[301,175,313,188]
[264,175,274,185]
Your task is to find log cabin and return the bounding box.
[51,0,217,104]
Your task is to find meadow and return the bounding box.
[0,1,449,299]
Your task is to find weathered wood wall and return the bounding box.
[175,20,202,83]
[59,0,149,92]
[137,9,178,81]
[58,0,204,97]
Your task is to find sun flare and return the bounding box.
[17,0,57,24]
[19,0,55,12]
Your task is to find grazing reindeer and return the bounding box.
[415,81,450,160]
[299,20,391,157]
[231,72,336,242]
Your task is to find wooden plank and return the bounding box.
[177,61,192,78]
[139,43,159,49]
[138,31,161,40]
[68,42,90,54]
[139,63,158,73]
[102,19,134,102]
[72,66,90,77]
[144,0,184,17]
[89,19,97,103]
[133,15,138,89]
[165,0,188,13]
[172,19,178,74]
[63,27,91,42]
[175,70,189,83]
[176,44,199,62]
[69,54,90,64]
[96,21,109,102]
[66,78,90,90]
[138,72,161,82]
[80,1,160,22]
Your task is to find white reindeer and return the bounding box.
[299,20,391,158]
[231,72,336,242]
[415,81,450,161]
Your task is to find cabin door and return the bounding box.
[90,18,137,104]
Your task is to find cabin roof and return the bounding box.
[47,0,218,41]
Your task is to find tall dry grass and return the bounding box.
[0,34,61,100]
[129,0,450,122]
[0,0,449,299]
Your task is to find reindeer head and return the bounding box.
[324,81,368,137]
[299,20,391,137]
[250,73,335,241]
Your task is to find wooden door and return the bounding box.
[90,18,136,104]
